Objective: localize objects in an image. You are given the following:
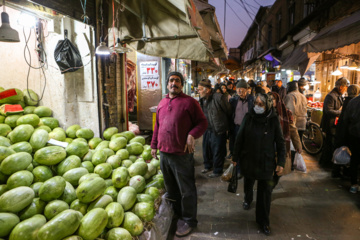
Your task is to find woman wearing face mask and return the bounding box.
[232,93,286,236]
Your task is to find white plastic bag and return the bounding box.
[221,163,234,182]
[294,153,306,173]
[332,146,351,165]
[290,140,295,151]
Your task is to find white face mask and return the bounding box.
[254,105,265,114]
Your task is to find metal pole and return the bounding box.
[224,0,226,42]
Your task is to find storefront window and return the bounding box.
[177,59,192,95]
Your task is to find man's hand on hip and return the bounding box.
[151,149,158,159]
[184,134,195,153]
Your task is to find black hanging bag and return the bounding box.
[54,30,83,74]
[227,164,238,193]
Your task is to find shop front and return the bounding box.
[306,9,360,100]
[0,0,100,134]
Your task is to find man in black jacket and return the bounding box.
[272,79,287,101]
[198,79,232,178]
[319,77,349,171]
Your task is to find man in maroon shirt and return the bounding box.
[151,72,207,237]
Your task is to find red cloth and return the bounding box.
[270,92,291,142]
[151,92,208,155]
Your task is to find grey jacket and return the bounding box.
[285,90,307,130]
[200,91,232,135]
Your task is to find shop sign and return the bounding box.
[140,61,159,75]
[140,76,160,89]
[140,61,160,90]
[266,73,275,81]
[244,47,254,62]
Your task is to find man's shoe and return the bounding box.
[175,222,193,237]
[226,153,232,160]
[242,201,251,210]
[262,225,271,235]
[207,173,221,178]
[201,168,212,174]
[349,184,359,194]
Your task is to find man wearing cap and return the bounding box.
[298,77,308,95]
[227,79,254,161]
[151,72,207,237]
[198,79,232,178]
[319,77,349,172]
[272,79,287,101]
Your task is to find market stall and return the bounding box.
[0,1,169,239]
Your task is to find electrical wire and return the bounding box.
[23,27,46,69]
[229,0,272,46]
[233,0,256,17]
[253,0,263,6]
[23,26,47,103]
[225,1,249,28]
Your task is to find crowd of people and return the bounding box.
[151,71,360,238]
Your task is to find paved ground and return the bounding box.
[167,138,360,240]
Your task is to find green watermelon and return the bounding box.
[126,142,144,155]
[23,89,39,106]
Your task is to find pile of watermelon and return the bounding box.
[0,88,165,240]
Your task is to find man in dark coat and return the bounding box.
[319,77,349,171]
[198,79,232,178]
[272,79,287,101]
[335,85,360,192]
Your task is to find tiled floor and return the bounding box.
[167,138,360,240]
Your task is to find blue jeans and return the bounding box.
[202,129,227,174]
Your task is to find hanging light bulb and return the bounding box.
[0,1,20,42]
[110,38,132,53]
[331,66,343,76]
[348,61,358,70]
[340,61,348,69]
[95,37,111,55]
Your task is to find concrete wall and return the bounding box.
[0,7,100,136]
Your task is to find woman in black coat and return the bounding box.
[232,93,286,236]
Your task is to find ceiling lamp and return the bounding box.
[110,38,132,53]
[340,61,348,69]
[348,61,358,70]
[331,67,342,76]
[95,37,110,55]
[0,1,20,42]
[95,0,110,56]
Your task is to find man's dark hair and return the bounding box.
[335,77,350,88]
[198,79,212,89]
[167,72,184,86]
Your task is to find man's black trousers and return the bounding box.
[160,151,198,227]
